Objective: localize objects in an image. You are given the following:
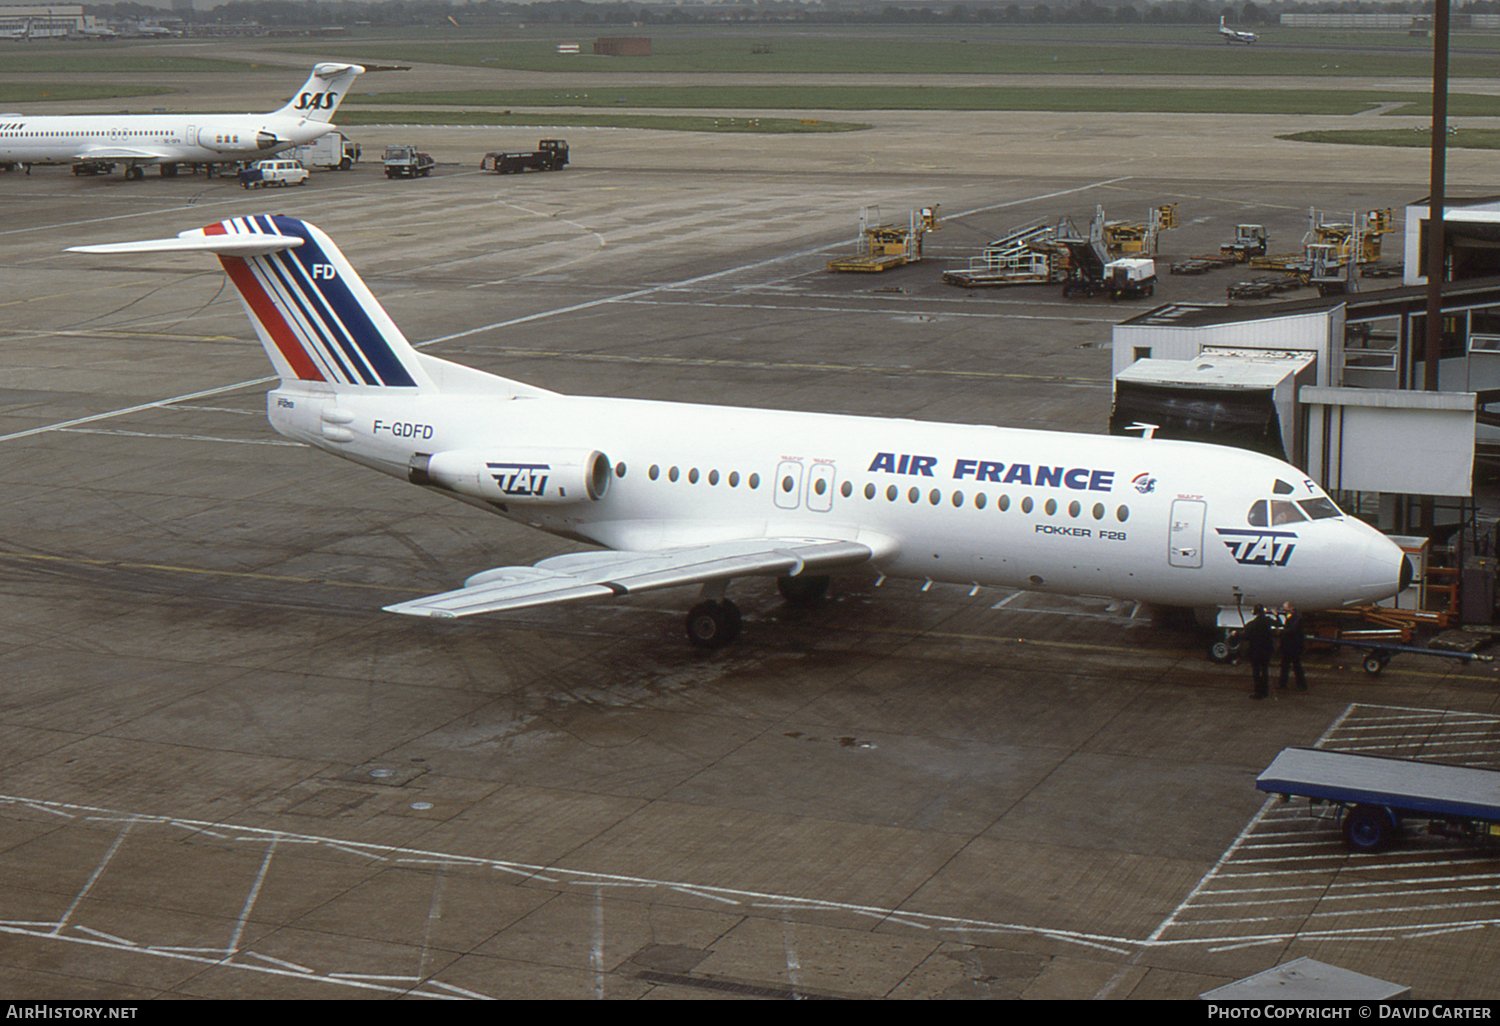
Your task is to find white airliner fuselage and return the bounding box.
[69,216,1410,648]
[1219,17,1257,43]
[0,63,362,175]
[272,388,1403,613]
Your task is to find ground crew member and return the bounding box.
[1278,600,1307,691]
[1244,605,1274,700]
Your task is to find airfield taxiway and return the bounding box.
[4,52,1500,1000]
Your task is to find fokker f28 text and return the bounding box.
[69,216,1410,649]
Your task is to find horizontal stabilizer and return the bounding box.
[68,230,304,258]
[385,537,876,619]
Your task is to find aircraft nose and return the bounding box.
[1344,522,1412,605]
[1364,531,1412,604]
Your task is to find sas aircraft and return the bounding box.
[1219,15,1258,43]
[0,63,362,178]
[68,216,1410,649]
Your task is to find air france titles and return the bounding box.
[867,452,1115,492]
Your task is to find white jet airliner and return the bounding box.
[68,216,1411,648]
[1219,16,1257,44]
[1,63,362,178]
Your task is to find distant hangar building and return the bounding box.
[594,37,651,57]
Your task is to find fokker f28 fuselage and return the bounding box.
[69,215,1410,648]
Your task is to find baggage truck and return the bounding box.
[481,139,569,174]
[383,145,434,178]
[286,132,360,171]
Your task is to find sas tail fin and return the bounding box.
[71,214,432,389]
[274,62,364,123]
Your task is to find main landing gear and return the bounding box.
[681,574,832,649]
[686,599,741,649]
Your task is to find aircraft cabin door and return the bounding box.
[186,125,196,147]
[774,460,804,510]
[1169,499,1206,569]
[806,462,836,512]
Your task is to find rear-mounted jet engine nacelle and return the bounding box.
[197,125,280,153]
[408,448,611,504]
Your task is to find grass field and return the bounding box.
[346,85,1500,118]
[0,84,175,104]
[277,23,1500,79]
[0,52,256,74]
[336,108,867,133]
[1280,127,1500,150]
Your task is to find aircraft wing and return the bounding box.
[72,145,178,163]
[384,537,877,619]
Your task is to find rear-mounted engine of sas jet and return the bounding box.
[408,448,611,505]
[196,124,281,153]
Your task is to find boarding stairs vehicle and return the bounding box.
[942,216,1075,288]
[1058,206,1111,297]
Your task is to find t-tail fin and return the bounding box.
[273,63,364,123]
[70,214,432,390]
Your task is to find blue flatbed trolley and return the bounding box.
[1309,635,1493,676]
[1256,746,1500,852]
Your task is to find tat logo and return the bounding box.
[488,462,551,498]
[1216,528,1297,567]
[294,91,339,112]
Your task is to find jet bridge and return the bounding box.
[1110,348,1316,460]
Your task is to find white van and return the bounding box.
[239,159,309,189]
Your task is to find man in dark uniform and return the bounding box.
[1243,604,1274,700]
[1278,600,1307,691]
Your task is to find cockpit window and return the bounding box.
[1248,500,1268,527]
[1270,500,1307,525]
[1273,479,1295,495]
[1297,496,1342,520]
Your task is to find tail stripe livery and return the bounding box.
[206,216,423,388]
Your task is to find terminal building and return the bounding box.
[1111,199,1500,623]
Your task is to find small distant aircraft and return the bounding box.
[0,63,362,178]
[1220,15,1257,44]
[67,216,1410,650]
